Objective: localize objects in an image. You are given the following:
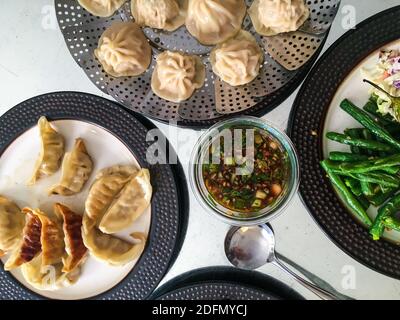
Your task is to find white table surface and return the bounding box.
[1,0,400,300]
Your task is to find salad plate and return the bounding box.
[288,6,400,279]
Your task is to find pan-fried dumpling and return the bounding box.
[82,165,149,265]
[82,216,146,266]
[131,0,187,32]
[49,139,93,196]
[85,165,138,223]
[99,169,152,234]
[0,196,25,255]
[30,209,65,266]
[29,117,65,185]
[78,0,126,17]
[21,254,79,291]
[151,51,205,103]
[54,203,87,273]
[4,209,42,271]
[185,0,246,45]
[20,208,81,291]
[210,30,264,86]
[95,22,152,78]
[248,0,310,36]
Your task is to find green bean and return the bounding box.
[326,132,394,152]
[360,180,375,196]
[321,154,400,174]
[361,129,376,156]
[363,101,394,127]
[382,216,400,232]
[351,172,399,188]
[344,128,363,154]
[358,195,370,211]
[368,189,396,207]
[344,177,362,196]
[324,165,400,188]
[370,193,400,240]
[321,161,372,227]
[340,99,400,150]
[381,166,400,175]
[329,152,370,162]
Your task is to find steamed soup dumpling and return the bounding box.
[185,0,246,45]
[95,22,152,77]
[78,0,126,17]
[151,51,205,103]
[249,0,310,36]
[211,30,264,86]
[131,0,187,32]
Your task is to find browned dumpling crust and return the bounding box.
[54,203,88,273]
[4,209,42,271]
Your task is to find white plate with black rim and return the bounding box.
[0,92,188,299]
[288,7,400,279]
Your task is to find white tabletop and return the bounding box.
[1,0,400,300]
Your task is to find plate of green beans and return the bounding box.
[323,97,400,242]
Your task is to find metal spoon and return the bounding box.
[224,225,337,300]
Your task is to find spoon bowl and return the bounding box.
[224,225,337,300]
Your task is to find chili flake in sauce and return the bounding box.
[202,128,288,217]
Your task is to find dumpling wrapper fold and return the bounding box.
[78,0,126,17]
[54,203,87,273]
[28,116,65,185]
[4,209,42,271]
[49,138,93,196]
[0,196,25,255]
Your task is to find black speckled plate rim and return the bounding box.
[149,266,304,300]
[287,6,400,280]
[0,91,189,299]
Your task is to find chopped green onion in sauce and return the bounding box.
[202,127,289,217]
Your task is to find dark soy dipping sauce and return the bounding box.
[202,127,289,217]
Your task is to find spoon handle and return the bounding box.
[272,259,337,300]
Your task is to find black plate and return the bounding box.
[288,7,400,279]
[0,92,189,299]
[150,267,304,300]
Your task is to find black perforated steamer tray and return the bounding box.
[150,267,304,300]
[0,92,189,299]
[55,0,340,128]
[288,7,400,279]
